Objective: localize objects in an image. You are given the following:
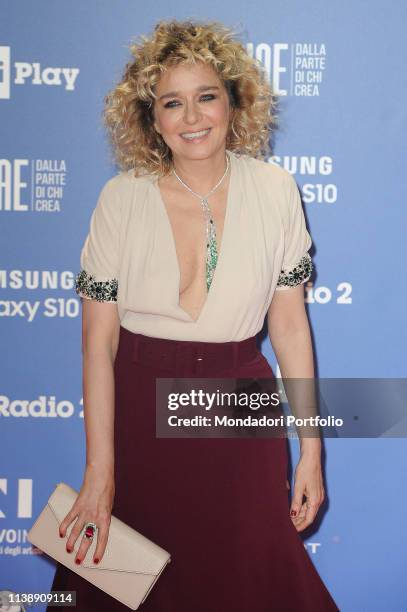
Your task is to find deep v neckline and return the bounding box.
[153,150,235,324]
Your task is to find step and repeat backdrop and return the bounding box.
[2,1,406,610]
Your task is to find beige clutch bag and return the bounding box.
[27,482,171,610]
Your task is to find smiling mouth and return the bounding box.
[180,128,211,140]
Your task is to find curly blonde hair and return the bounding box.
[103,18,277,176]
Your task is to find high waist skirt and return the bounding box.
[49,326,339,611]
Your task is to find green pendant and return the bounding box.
[206,230,218,291]
[172,153,229,294]
[202,200,218,291]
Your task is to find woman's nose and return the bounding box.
[183,101,202,125]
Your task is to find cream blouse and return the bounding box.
[75,150,313,342]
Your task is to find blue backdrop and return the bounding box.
[2,1,406,610]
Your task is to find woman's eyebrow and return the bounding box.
[158,85,220,101]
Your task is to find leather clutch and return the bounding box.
[27,482,171,610]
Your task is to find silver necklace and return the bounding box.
[172,152,230,291]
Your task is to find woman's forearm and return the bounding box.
[269,328,314,378]
[269,327,321,458]
[82,350,115,478]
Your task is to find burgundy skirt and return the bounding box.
[49,326,339,611]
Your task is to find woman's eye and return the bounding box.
[164,100,180,108]
[163,94,216,109]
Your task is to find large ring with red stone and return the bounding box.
[83,522,98,540]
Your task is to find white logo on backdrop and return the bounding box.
[247,42,326,96]
[0,159,67,212]
[0,479,32,519]
[0,269,80,321]
[0,396,81,418]
[268,155,338,205]
[0,479,43,561]
[0,46,79,99]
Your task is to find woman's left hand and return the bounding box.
[288,454,325,532]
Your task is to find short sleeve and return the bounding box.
[74,178,121,303]
[275,174,313,291]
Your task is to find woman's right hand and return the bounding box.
[58,465,115,565]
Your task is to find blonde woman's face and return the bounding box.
[153,61,232,162]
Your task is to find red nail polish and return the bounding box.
[290,510,297,517]
[75,558,81,565]
[94,558,99,564]
[59,532,64,538]
[66,546,72,553]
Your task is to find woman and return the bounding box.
[50,19,339,611]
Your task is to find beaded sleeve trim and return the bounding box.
[75,269,118,302]
[276,253,313,289]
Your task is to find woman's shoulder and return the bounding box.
[103,168,154,192]
[232,151,295,192]
[96,169,156,215]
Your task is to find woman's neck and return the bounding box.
[171,147,229,194]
